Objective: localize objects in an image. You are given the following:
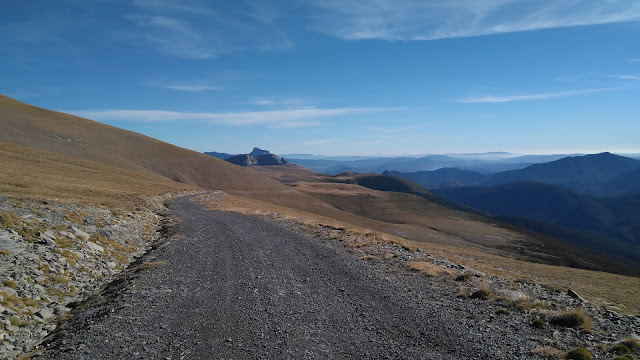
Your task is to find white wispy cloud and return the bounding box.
[612,74,640,81]
[629,58,640,63]
[68,107,401,128]
[126,0,292,59]
[248,97,321,107]
[308,0,640,41]
[126,14,218,59]
[457,87,620,103]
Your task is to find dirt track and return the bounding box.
[39,196,536,359]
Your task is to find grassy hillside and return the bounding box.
[0,94,284,191]
[0,142,198,207]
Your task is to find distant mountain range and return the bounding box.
[384,168,487,188]
[377,152,640,265]
[285,153,577,175]
[433,182,640,262]
[205,148,288,166]
[387,152,640,197]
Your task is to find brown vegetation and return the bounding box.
[530,346,564,359]
[0,94,284,192]
[407,261,454,276]
[136,261,167,271]
[549,310,592,332]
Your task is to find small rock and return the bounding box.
[496,289,528,301]
[54,304,70,315]
[36,307,54,320]
[72,227,90,241]
[567,289,587,303]
[86,241,104,253]
[24,253,40,262]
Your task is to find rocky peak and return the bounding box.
[217,148,288,166]
[250,147,271,157]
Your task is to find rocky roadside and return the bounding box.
[0,193,195,359]
[251,210,640,359]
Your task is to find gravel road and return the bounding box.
[39,196,542,359]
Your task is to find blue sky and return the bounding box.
[2,0,640,156]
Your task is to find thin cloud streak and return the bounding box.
[248,97,319,107]
[457,87,621,103]
[69,107,402,127]
[613,75,640,81]
[308,0,640,41]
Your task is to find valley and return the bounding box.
[1,95,639,359]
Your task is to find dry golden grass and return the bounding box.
[530,346,565,359]
[0,94,285,192]
[549,310,592,332]
[407,261,454,276]
[15,350,44,360]
[0,142,198,208]
[136,261,167,271]
[620,338,640,352]
[457,286,469,298]
[252,164,323,184]
[170,234,185,241]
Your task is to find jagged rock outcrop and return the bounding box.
[211,148,288,167]
[226,154,259,166]
[249,147,271,157]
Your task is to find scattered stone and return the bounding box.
[71,227,90,241]
[35,307,54,320]
[497,289,528,301]
[0,193,182,358]
[567,289,587,303]
[86,241,105,253]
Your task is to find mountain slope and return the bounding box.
[0,142,197,206]
[204,151,234,160]
[434,182,640,257]
[0,95,284,191]
[604,168,640,196]
[383,168,487,188]
[481,152,640,193]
